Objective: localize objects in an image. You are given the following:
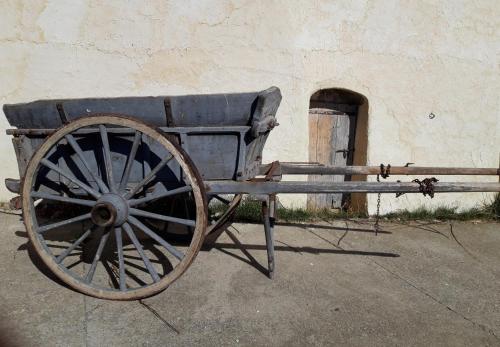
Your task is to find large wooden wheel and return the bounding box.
[22,115,207,300]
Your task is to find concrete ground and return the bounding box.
[0,212,499,347]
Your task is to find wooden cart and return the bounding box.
[3,87,499,300]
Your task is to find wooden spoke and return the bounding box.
[38,213,92,234]
[55,226,95,263]
[128,186,192,206]
[85,229,110,283]
[119,130,141,192]
[65,134,110,194]
[99,125,116,193]
[122,222,160,283]
[125,155,174,198]
[114,227,126,291]
[31,191,95,207]
[40,158,101,199]
[127,216,184,261]
[129,207,196,227]
[108,260,147,287]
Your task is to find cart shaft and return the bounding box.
[259,163,499,176]
[205,181,500,195]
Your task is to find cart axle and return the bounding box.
[90,193,129,227]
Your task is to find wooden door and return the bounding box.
[307,108,354,210]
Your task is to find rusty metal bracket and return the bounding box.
[9,196,22,210]
[380,164,391,179]
[335,148,354,159]
[413,177,439,198]
[264,161,282,181]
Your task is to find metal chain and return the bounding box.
[374,174,381,235]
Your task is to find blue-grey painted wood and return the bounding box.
[40,159,101,199]
[65,134,110,193]
[55,227,94,264]
[129,207,196,227]
[127,216,184,261]
[119,131,141,192]
[37,212,92,234]
[30,191,95,207]
[99,125,117,193]
[262,199,275,279]
[7,126,251,135]
[125,155,174,198]
[85,230,110,283]
[114,227,127,291]
[4,92,281,185]
[122,222,160,283]
[4,87,281,183]
[128,186,192,206]
[3,89,278,130]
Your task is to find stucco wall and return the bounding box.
[1,0,498,213]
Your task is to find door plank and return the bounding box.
[308,109,351,209]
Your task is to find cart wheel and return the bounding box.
[22,115,207,300]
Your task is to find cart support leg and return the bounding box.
[262,195,276,279]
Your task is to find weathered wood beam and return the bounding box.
[6,126,250,136]
[205,181,500,195]
[259,163,499,176]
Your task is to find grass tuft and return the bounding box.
[384,193,499,222]
[211,193,499,224]
[210,198,367,224]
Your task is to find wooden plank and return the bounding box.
[260,164,500,176]
[205,181,500,195]
[6,126,251,136]
[308,109,334,209]
[308,109,351,209]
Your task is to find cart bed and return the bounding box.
[4,87,281,184]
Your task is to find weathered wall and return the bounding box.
[1,0,498,213]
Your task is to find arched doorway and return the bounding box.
[307,88,368,212]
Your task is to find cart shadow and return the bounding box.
[276,221,392,234]
[209,224,399,277]
[14,218,400,290]
[14,230,173,293]
[15,231,78,292]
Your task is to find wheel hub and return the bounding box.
[91,193,128,227]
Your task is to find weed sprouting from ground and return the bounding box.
[383,193,499,222]
[210,199,366,224]
[482,192,500,220]
[210,194,499,223]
